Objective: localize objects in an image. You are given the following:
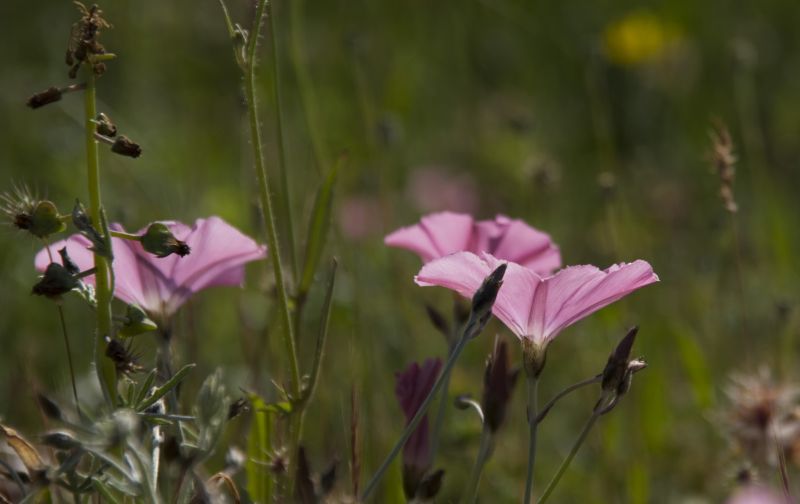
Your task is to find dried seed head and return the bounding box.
[2,187,66,239]
[708,122,738,213]
[67,2,112,78]
[94,112,117,137]
[32,263,79,299]
[105,337,144,375]
[26,87,63,109]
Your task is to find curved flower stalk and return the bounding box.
[385,212,562,275]
[34,216,266,321]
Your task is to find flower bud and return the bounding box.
[110,135,142,158]
[470,263,507,332]
[94,112,117,137]
[482,340,519,432]
[415,468,445,501]
[26,87,63,109]
[32,263,79,299]
[41,431,81,451]
[601,327,638,394]
[36,394,64,421]
[118,304,157,337]
[140,223,191,258]
[9,199,67,239]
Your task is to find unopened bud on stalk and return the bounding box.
[118,304,157,337]
[140,223,191,258]
[415,469,445,500]
[36,394,64,421]
[41,431,81,451]
[110,135,142,158]
[32,263,79,299]
[24,201,66,238]
[470,263,507,333]
[26,83,86,109]
[482,340,519,432]
[93,112,117,137]
[601,327,645,396]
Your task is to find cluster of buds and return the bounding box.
[708,122,738,213]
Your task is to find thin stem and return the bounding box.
[110,230,141,241]
[84,69,116,407]
[523,375,539,504]
[429,341,456,461]
[266,0,298,285]
[536,375,601,424]
[729,211,749,351]
[463,425,493,503]
[537,412,600,504]
[244,0,302,495]
[361,316,481,501]
[56,305,81,419]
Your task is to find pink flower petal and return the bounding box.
[385,212,474,263]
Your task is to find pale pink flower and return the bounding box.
[385,212,561,275]
[34,216,266,319]
[415,252,658,348]
[338,195,384,240]
[726,485,786,504]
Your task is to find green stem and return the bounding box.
[84,69,116,407]
[523,375,539,504]
[429,341,456,462]
[244,0,302,495]
[463,425,493,503]
[361,315,481,501]
[266,0,298,285]
[537,412,600,504]
[56,305,81,419]
[110,230,141,241]
[536,375,601,424]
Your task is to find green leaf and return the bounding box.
[301,259,337,406]
[136,364,195,411]
[134,369,158,407]
[298,158,342,298]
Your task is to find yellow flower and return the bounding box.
[603,11,680,66]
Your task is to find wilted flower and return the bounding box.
[395,358,442,499]
[385,212,561,275]
[722,370,800,467]
[35,217,266,320]
[416,252,658,375]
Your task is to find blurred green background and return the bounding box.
[2,0,800,502]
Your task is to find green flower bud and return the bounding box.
[119,304,157,337]
[140,223,191,258]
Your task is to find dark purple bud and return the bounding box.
[482,340,520,432]
[294,446,315,504]
[416,468,445,500]
[470,263,507,328]
[58,247,80,275]
[227,397,249,420]
[395,358,442,498]
[41,431,80,450]
[36,394,63,421]
[601,327,638,393]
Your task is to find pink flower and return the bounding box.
[395,358,442,472]
[415,252,658,348]
[726,485,786,504]
[34,216,266,319]
[384,212,561,275]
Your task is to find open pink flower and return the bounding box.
[34,216,266,319]
[385,212,561,275]
[395,358,442,473]
[415,252,658,348]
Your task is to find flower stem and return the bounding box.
[56,305,81,419]
[463,425,493,503]
[429,340,456,462]
[84,69,116,407]
[110,230,141,241]
[523,375,540,504]
[537,412,600,504]
[535,375,601,424]
[361,315,482,501]
[244,0,303,495]
[266,1,298,285]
